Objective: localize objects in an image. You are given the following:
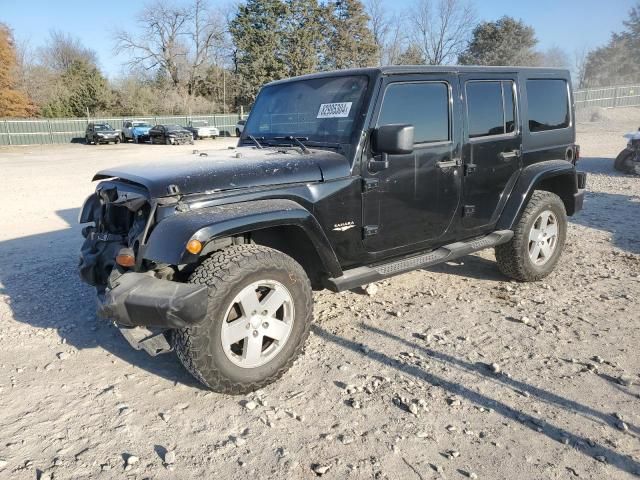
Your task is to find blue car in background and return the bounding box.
[121,120,153,143]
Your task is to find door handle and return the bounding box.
[499,149,520,161]
[436,158,461,169]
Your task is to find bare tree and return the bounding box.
[539,46,570,68]
[408,0,476,65]
[573,46,589,88]
[114,0,224,94]
[39,30,98,71]
[384,15,408,65]
[366,0,389,65]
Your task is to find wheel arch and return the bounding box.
[497,160,582,230]
[143,199,342,283]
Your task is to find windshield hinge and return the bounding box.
[363,225,379,237]
[362,178,379,192]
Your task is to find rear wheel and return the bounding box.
[495,191,567,282]
[173,245,313,394]
[236,128,241,136]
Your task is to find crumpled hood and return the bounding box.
[93,146,351,198]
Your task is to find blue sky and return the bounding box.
[1,0,636,78]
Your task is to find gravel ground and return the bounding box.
[0,113,639,480]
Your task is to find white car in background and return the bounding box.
[236,119,246,136]
[186,120,219,140]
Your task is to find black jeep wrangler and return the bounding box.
[79,66,586,394]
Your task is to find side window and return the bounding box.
[466,80,517,138]
[526,79,570,132]
[377,82,450,144]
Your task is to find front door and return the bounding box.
[362,75,461,253]
[460,75,522,230]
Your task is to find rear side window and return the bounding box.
[466,81,517,138]
[378,82,450,144]
[526,79,570,132]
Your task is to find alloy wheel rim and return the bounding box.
[528,210,558,266]
[220,280,294,369]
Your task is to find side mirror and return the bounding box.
[372,124,415,155]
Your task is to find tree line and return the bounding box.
[1,0,639,118]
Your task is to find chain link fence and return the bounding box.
[574,85,640,110]
[0,113,247,146]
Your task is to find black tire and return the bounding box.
[173,245,313,394]
[115,137,120,144]
[85,136,92,145]
[121,133,126,143]
[495,191,567,282]
[614,149,633,172]
[236,128,241,137]
[165,136,171,145]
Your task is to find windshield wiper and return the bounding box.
[273,136,311,154]
[247,135,263,149]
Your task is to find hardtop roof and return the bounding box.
[266,65,571,86]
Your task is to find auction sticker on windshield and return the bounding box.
[317,102,352,118]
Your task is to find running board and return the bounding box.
[325,230,513,292]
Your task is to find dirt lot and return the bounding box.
[0,112,639,480]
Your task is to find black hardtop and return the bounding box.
[266,65,571,87]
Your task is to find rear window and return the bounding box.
[526,79,570,132]
[466,81,516,138]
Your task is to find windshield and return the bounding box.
[94,124,112,131]
[243,75,369,145]
[191,121,208,127]
[165,125,184,131]
[133,122,151,128]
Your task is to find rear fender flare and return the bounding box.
[497,160,579,230]
[143,199,342,277]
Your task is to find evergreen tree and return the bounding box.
[282,0,324,77]
[582,2,640,87]
[324,0,379,70]
[395,44,425,65]
[41,60,111,117]
[458,17,539,66]
[0,23,34,117]
[229,0,289,105]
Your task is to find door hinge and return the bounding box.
[463,205,476,217]
[464,163,477,175]
[363,225,379,237]
[362,178,380,192]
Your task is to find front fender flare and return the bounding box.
[497,160,582,231]
[143,199,342,276]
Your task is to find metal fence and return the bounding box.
[0,113,246,146]
[574,85,640,110]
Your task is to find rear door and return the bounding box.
[460,74,521,230]
[362,74,462,253]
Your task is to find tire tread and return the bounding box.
[173,244,313,394]
[495,190,566,282]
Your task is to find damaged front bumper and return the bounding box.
[98,272,209,329]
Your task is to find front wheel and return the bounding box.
[173,245,313,394]
[495,191,567,282]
